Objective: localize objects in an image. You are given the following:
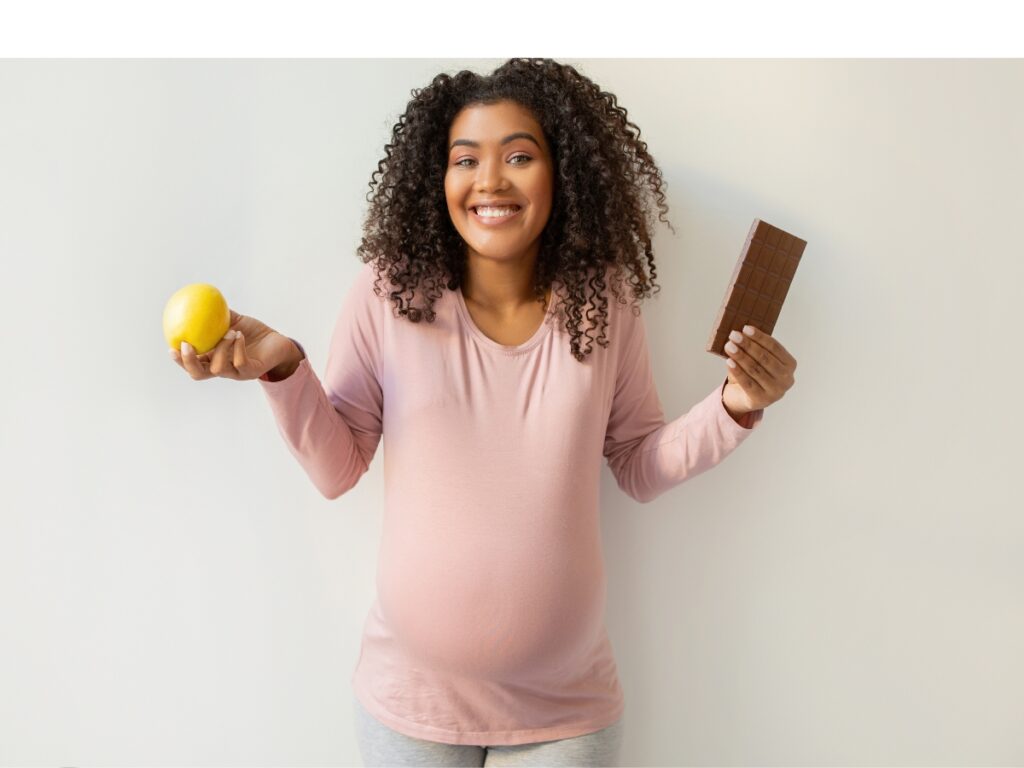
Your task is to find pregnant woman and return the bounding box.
[170,58,797,767]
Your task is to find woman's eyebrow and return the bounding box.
[449,132,541,151]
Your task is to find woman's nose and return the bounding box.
[475,159,509,192]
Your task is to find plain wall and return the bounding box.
[1,59,1021,765]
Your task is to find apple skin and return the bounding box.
[163,283,230,355]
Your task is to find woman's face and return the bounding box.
[444,100,554,268]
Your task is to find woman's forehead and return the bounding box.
[451,101,539,131]
[448,101,547,148]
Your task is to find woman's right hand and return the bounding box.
[169,309,295,382]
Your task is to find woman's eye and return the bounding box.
[453,155,531,168]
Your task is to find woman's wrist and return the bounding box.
[721,386,753,427]
[263,336,305,382]
[725,406,753,428]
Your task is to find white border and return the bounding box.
[0,0,1019,56]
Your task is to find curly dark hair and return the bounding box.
[357,58,673,362]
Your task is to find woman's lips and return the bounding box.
[470,206,523,226]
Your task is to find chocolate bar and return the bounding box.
[706,218,805,358]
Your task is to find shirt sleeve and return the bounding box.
[602,301,764,504]
[257,265,384,499]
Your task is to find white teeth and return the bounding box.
[475,206,519,218]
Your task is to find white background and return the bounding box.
[1,57,1022,765]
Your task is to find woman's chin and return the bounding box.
[463,238,542,262]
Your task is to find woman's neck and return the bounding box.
[461,255,547,314]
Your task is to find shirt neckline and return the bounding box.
[455,282,557,355]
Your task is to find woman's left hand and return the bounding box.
[722,325,797,416]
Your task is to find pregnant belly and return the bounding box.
[376,523,607,683]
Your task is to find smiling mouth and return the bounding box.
[470,205,523,223]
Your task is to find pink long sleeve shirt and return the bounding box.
[257,262,764,746]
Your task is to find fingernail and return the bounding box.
[168,348,176,359]
[743,325,755,336]
[181,341,190,354]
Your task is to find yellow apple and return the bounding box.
[163,283,230,355]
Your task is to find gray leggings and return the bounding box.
[353,695,624,767]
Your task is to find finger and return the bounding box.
[741,325,796,369]
[731,329,787,381]
[233,332,246,370]
[229,308,242,326]
[169,347,192,372]
[725,357,766,396]
[725,336,770,393]
[209,330,239,377]
[179,341,209,379]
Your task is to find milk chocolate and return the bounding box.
[707,218,805,358]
